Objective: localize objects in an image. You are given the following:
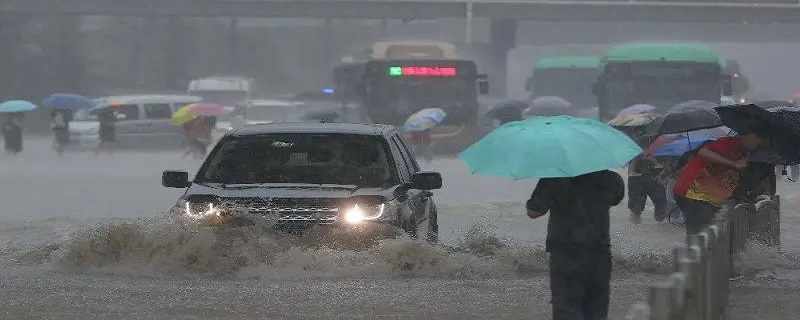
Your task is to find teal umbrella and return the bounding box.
[458,116,643,179]
[0,100,37,113]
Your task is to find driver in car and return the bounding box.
[340,144,387,186]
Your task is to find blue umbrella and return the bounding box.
[404,108,447,132]
[650,135,717,157]
[458,116,642,179]
[0,100,37,113]
[42,93,94,111]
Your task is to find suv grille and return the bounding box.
[229,198,340,224]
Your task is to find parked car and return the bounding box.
[162,122,443,242]
[70,95,201,150]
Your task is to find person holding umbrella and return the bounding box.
[95,108,119,155]
[459,116,641,320]
[404,108,446,164]
[672,128,765,235]
[172,103,227,158]
[0,100,37,156]
[50,109,73,157]
[671,104,784,235]
[2,112,25,155]
[42,93,94,157]
[608,112,667,224]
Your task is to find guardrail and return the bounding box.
[630,195,781,320]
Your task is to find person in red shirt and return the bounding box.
[409,128,433,163]
[673,127,767,235]
[181,117,212,159]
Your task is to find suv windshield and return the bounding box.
[198,133,399,187]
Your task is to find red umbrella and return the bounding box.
[186,103,228,116]
[646,134,680,155]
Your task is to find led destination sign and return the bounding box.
[388,66,458,77]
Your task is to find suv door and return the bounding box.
[388,134,431,229]
[143,102,181,148]
[113,104,148,147]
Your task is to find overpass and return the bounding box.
[4,0,800,95]
[5,0,800,23]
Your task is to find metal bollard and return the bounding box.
[717,218,731,317]
[650,282,675,320]
[640,195,782,319]
[679,246,703,320]
[688,233,709,319]
[669,273,688,320]
[704,226,719,320]
[755,198,781,247]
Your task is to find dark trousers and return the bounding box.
[627,174,667,220]
[550,248,612,320]
[674,195,720,235]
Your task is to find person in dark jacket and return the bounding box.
[628,153,668,224]
[526,169,625,320]
[2,112,24,155]
[95,109,118,155]
[50,110,72,157]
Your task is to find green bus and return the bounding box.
[720,59,750,104]
[526,55,601,113]
[594,42,732,121]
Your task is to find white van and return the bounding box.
[70,95,201,150]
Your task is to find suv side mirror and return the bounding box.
[410,171,442,190]
[162,170,191,188]
[477,74,489,95]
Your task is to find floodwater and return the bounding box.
[1,137,799,319]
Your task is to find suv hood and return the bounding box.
[185,183,393,200]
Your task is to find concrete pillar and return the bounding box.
[320,18,334,78]
[489,19,517,97]
[164,16,183,90]
[49,15,85,94]
[229,17,240,73]
[128,18,144,86]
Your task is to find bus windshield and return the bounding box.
[367,78,474,126]
[531,68,598,108]
[601,63,720,117]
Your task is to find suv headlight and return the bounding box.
[340,202,395,224]
[176,199,224,220]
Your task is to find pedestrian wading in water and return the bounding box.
[2,112,24,155]
[526,169,625,320]
[672,128,766,235]
[627,135,667,224]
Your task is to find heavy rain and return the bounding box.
[2,2,800,319]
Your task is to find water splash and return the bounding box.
[8,215,681,279]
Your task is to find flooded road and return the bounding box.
[1,137,798,319]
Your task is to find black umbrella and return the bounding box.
[487,100,527,123]
[716,104,800,164]
[642,108,723,137]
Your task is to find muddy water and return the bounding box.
[0,138,798,319]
